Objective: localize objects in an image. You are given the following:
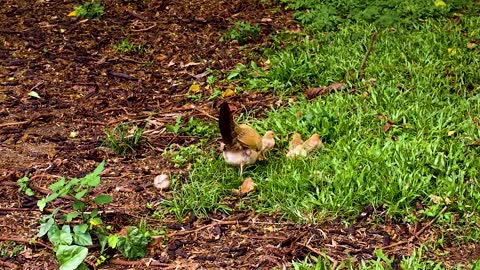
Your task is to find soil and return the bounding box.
[1,0,479,269]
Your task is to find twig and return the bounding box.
[193,107,219,121]
[358,31,378,81]
[0,260,18,269]
[381,206,448,250]
[298,243,338,268]
[131,23,157,32]
[110,258,171,267]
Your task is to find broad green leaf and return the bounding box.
[65,212,79,222]
[74,189,88,200]
[74,224,89,234]
[93,161,105,177]
[56,245,88,270]
[94,194,112,205]
[107,234,119,248]
[73,200,85,211]
[116,227,150,259]
[38,217,54,237]
[227,71,240,80]
[72,225,92,246]
[48,225,73,247]
[96,230,108,253]
[49,178,66,191]
[89,217,102,227]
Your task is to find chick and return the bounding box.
[286,133,304,157]
[287,133,323,157]
[302,134,323,153]
[259,131,275,160]
[220,142,259,176]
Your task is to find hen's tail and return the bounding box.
[219,102,235,145]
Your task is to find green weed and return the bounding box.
[72,2,104,19]
[0,242,24,258]
[103,123,146,155]
[220,21,261,43]
[113,38,148,54]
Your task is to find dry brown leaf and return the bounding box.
[383,121,394,132]
[467,41,477,49]
[328,82,347,91]
[304,86,328,99]
[239,177,255,194]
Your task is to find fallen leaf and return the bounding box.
[434,0,446,7]
[69,131,78,138]
[304,86,328,99]
[261,18,272,22]
[188,84,202,94]
[153,174,170,190]
[28,91,41,99]
[383,121,393,132]
[155,54,168,61]
[447,130,456,136]
[67,10,78,17]
[447,48,456,55]
[467,41,477,49]
[239,177,255,194]
[328,82,347,91]
[222,88,236,97]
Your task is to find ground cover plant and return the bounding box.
[1,0,480,268]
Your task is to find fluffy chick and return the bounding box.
[287,133,323,157]
[259,131,275,160]
[220,143,259,175]
[302,133,323,153]
[286,133,304,157]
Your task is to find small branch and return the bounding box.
[110,258,171,267]
[298,243,338,268]
[358,31,378,81]
[0,260,18,269]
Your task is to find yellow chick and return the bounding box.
[259,131,275,160]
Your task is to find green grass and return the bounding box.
[291,247,478,269]
[103,123,146,155]
[113,38,148,54]
[163,14,480,221]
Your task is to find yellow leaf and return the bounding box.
[68,10,78,17]
[69,131,78,138]
[265,226,275,232]
[447,48,456,55]
[447,130,455,136]
[434,0,446,7]
[222,88,236,97]
[188,84,202,94]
